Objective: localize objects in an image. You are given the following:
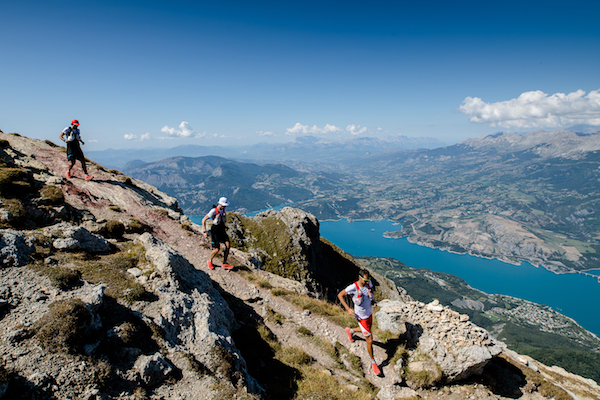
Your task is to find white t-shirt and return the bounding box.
[62,126,80,142]
[206,207,226,226]
[345,281,374,320]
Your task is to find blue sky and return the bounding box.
[1,0,599,151]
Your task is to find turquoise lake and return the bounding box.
[318,219,600,337]
[192,214,600,337]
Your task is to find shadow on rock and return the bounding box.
[218,285,300,400]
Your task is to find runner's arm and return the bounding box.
[337,289,355,316]
[201,215,210,236]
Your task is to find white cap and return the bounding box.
[218,197,230,206]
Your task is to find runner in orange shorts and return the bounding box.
[338,269,381,376]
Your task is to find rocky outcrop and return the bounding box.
[376,299,504,385]
[134,232,259,392]
[43,222,112,253]
[0,229,36,267]
[227,207,365,296]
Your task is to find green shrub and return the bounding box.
[127,217,145,233]
[34,298,92,353]
[47,267,82,291]
[43,140,59,148]
[0,167,29,196]
[40,185,64,205]
[0,139,9,148]
[105,220,125,238]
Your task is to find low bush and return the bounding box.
[0,167,29,196]
[0,198,26,228]
[40,185,64,205]
[43,140,59,148]
[34,298,92,354]
[47,267,82,291]
[127,217,145,233]
[105,220,125,238]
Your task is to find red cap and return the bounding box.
[71,119,80,126]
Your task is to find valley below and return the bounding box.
[122,129,600,276]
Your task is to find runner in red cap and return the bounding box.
[59,119,92,180]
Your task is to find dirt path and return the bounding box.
[206,266,399,391]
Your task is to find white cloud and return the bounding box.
[345,124,367,135]
[459,89,600,129]
[161,121,196,138]
[286,122,369,136]
[125,132,151,141]
[258,130,276,137]
[286,123,321,135]
[323,124,342,133]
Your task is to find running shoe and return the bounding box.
[207,260,214,270]
[345,327,355,343]
[222,263,234,270]
[66,171,71,179]
[84,175,93,181]
[372,362,381,376]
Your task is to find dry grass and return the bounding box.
[32,241,148,302]
[292,365,377,400]
[273,291,356,328]
[126,217,145,233]
[255,321,376,400]
[33,298,92,354]
[45,267,82,291]
[40,185,64,205]
[105,220,125,238]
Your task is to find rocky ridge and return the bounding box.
[1,133,599,399]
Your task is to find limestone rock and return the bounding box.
[134,352,173,385]
[376,384,419,399]
[44,223,111,253]
[0,229,36,268]
[376,299,505,383]
[135,232,261,393]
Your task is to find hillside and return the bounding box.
[1,132,599,399]
[367,129,600,273]
[360,256,600,384]
[121,156,319,216]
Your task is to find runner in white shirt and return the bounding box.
[337,269,381,376]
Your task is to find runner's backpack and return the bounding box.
[352,281,373,306]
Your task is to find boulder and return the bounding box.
[376,299,505,383]
[0,229,36,268]
[134,352,173,385]
[44,223,111,253]
[135,233,261,393]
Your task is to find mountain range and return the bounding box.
[87,134,447,170]
[120,128,600,274]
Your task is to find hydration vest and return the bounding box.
[353,281,373,306]
[65,127,79,142]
